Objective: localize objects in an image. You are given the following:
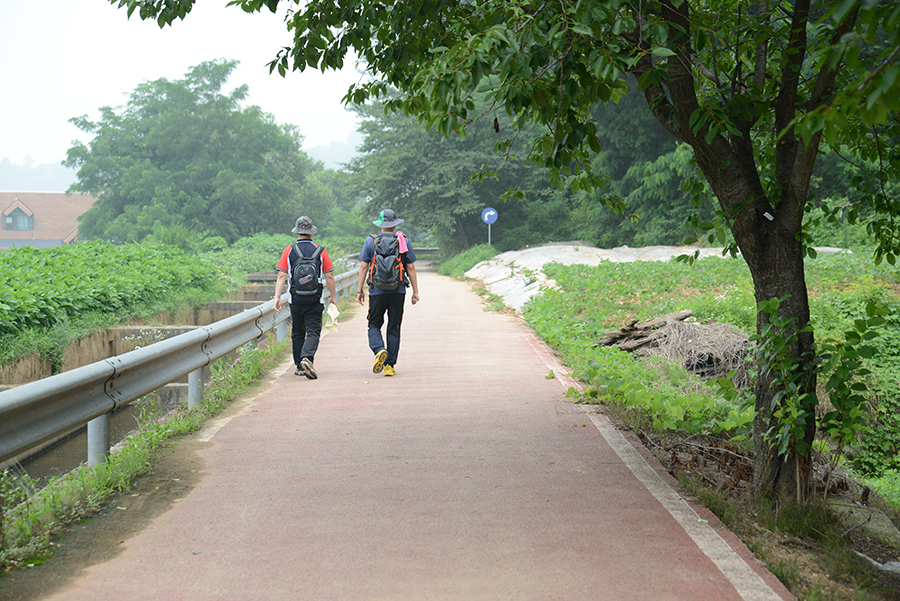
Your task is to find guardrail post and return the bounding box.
[188,368,204,410]
[87,415,110,465]
[276,319,288,342]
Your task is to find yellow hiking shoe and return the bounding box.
[384,365,396,377]
[373,349,388,374]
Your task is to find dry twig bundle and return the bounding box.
[599,312,751,387]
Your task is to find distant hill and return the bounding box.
[0,158,77,193]
[305,132,362,170]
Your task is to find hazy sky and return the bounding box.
[0,0,364,167]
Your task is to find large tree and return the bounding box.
[118,0,900,503]
[66,59,316,243]
[346,99,575,252]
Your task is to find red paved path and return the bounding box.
[40,271,791,600]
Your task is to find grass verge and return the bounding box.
[451,246,900,600]
[436,244,498,278]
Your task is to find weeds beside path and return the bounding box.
[0,337,295,595]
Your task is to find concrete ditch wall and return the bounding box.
[1,282,277,387]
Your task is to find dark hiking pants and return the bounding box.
[367,293,405,366]
[290,300,324,366]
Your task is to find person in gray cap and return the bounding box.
[274,216,337,379]
[356,209,420,376]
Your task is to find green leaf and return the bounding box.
[572,23,593,37]
[832,0,860,25]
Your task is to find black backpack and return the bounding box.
[367,234,406,291]
[290,242,324,299]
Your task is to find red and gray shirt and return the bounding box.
[276,240,334,304]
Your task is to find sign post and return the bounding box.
[481,207,498,245]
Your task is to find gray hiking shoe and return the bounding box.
[300,357,317,380]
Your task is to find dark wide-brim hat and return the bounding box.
[373,209,404,228]
[292,216,317,235]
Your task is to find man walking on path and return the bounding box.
[274,216,337,380]
[357,209,419,376]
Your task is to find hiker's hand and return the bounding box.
[411,292,419,305]
[274,297,282,313]
[357,291,365,305]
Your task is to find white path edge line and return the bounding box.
[588,413,782,601]
[521,330,785,601]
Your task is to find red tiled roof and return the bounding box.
[2,199,34,217]
[0,192,96,247]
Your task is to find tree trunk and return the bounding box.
[740,220,817,504]
[633,0,830,504]
[688,167,818,503]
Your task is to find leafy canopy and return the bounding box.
[110,0,900,501]
[346,98,578,252]
[119,0,900,250]
[66,59,316,244]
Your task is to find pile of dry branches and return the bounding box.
[598,310,751,388]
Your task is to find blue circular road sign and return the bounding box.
[481,207,498,225]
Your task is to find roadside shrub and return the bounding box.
[0,241,228,340]
[438,244,499,278]
[523,253,900,483]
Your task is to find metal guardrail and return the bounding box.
[0,270,358,467]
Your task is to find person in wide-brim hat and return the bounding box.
[372,209,404,229]
[274,215,336,380]
[356,208,419,378]
[292,216,318,235]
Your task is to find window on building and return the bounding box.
[3,208,33,231]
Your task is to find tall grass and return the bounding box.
[437,244,499,278]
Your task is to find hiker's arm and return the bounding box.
[274,271,288,313]
[407,262,420,305]
[324,271,337,305]
[357,261,369,305]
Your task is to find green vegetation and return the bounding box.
[436,244,499,278]
[0,241,232,367]
[63,58,371,248]
[523,253,900,501]
[0,234,365,369]
[863,471,900,511]
[0,241,230,337]
[202,232,366,279]
[347,100,579,254]
[0,338,289,573]
[66,60,320,244]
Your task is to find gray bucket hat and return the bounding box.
[373,209,404,229]
[291,216,317,235]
